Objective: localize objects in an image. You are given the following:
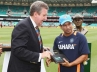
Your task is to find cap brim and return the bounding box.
[61,20,72,25]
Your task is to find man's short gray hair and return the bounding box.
[30,1,49,16]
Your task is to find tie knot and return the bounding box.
[35,26,40,32]
[35,26,38,29]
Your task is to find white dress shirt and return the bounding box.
[30,17,46,72]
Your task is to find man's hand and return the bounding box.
[45,58,52,67]
[0,43,3,56]
[42,46,51,59]
[60,58,72,67]
[0,48,2,55]
[41,51,51,59]
[43,46,50,52]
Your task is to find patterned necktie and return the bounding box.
[35,26,42,48]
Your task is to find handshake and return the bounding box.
[41,47,53,59]
[41,48,69,67]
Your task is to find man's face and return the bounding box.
[34,8,48,26]
[61,22,73,34]
[73,18,83,27]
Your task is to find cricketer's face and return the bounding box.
[61,21,73,35]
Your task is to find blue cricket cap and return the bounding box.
[59,14,72,25]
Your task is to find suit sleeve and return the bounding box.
[11,23,39,63]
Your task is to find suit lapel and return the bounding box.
[27,17,40,49]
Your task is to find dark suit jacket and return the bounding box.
[7,17,43,72]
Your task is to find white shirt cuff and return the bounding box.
[38,53,41,62]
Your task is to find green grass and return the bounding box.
[0,27,97,72]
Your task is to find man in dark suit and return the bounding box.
[7,1,51,72]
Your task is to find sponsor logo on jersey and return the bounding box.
[58,44,74,49]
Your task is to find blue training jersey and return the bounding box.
[53,32,90,72]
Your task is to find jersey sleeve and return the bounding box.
[79,34,90,55]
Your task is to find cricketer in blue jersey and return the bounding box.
[46,14,90,72]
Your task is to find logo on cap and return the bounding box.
[59,14,72,25]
